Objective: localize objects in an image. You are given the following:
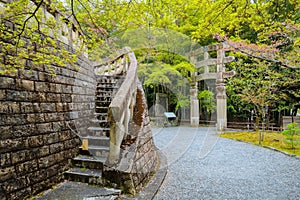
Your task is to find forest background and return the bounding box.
[0,0,299,126]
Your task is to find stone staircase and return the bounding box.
[64,75,125,185]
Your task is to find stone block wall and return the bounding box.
[0,56,96,200]
[130,83,158,192]
[103,81,158,195]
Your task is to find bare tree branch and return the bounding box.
[15,0,44,53]
[70,0,87,37]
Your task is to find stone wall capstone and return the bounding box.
[0,55,96,200]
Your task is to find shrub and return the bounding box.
[282,122,300,150]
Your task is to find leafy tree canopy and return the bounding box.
[0,0,299,117]
[1,0,299,68]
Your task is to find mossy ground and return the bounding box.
[220,131,300,157]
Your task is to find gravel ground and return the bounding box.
[152,126,300,200]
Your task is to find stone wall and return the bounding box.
[103,81,159,195]
[131,82,158,192]
[0,56,96,200]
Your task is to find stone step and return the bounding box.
[81,135,110,146]
[79,145,109,158]
[95,103,111,109]
[87,127,110,136]
[95,107,108,113]
[95,94,114,99]
[64,167,103,186]
[95,97,112,101]
[95,101,111,106]
[90,119,109,127]
[90,123,109,129]
[96,79,119,84]
[96,75,125,81]
[96,79,123,86]
[91,121,109,126]
[97,79,119,84]
[97,79,119,83]
[95,101,112,107]
[87,127,110,131]
[91,119,108,123]
[73,155,106,170]
[96,88,115,93]
[96,87,115,91]
[96,84,119,89]
[95,96,113,101]
[94,113,108,121]
[94,113,108,117]
[95,106,109,109]
[95,92,114,97]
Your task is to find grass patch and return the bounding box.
[220,131,300,157]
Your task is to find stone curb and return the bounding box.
[262,146,300,159]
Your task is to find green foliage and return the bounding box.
[198,90,216,114]
[81,0,299,123]
[99,0,298,121]
[137,49,192,112]
[1,0,298,122]
[174,95,190,111]
[92,0,300,68]
[226,56,299,125]
[0,0,80,75]
[282,123,300,150]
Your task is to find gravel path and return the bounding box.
[152,126,300,200]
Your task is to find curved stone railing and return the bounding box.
[94,47,131,75]
[107,48,138,164]
[96,48,159,195]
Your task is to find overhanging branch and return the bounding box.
[215,35,300,69]
[227,43,300,69]
[69,0,108,40]
[14,0,44,53]
[205,0,234,29]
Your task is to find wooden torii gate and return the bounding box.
[189,43,235,131]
